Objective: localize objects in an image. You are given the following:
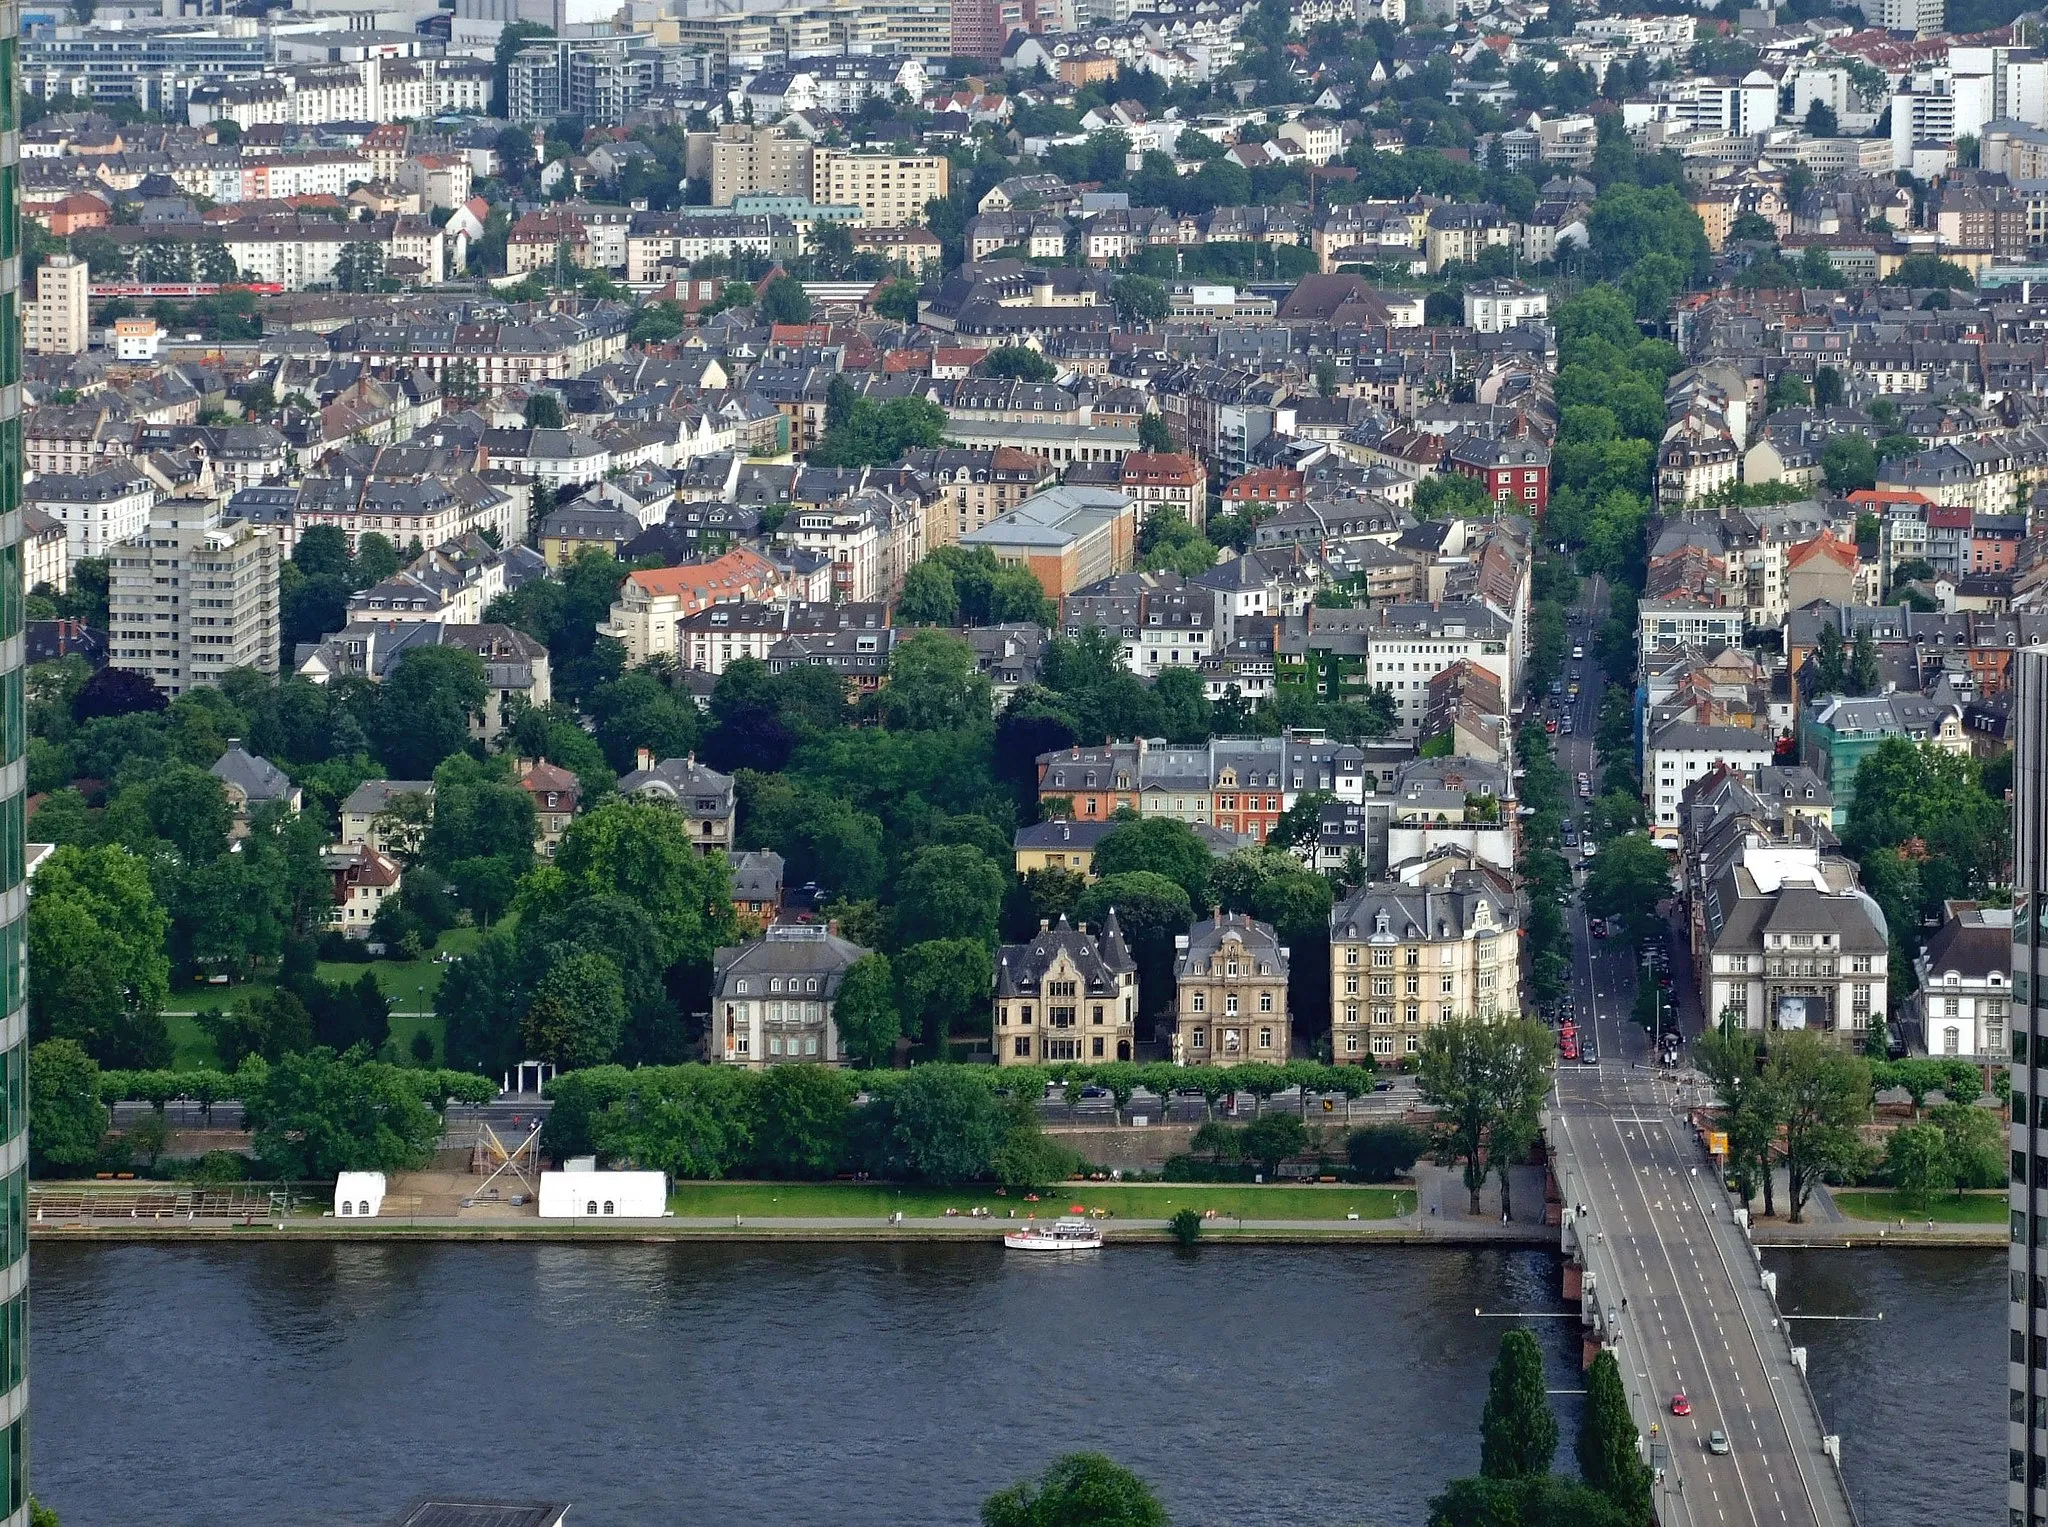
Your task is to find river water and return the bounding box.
[27,1242,2000,1527]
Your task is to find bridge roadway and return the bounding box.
[1542,578,1858,1527]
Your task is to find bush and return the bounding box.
[1169,1207,1202,1246]
[188,1149,250,1184]
[1347,1124,1428,1182]
[319,931,374,962]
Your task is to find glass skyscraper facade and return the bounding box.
[0,1,27,1517]
[2014,647,2048,1527]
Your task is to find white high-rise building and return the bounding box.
[1873,0,1943,34]
[108,502,281,697]
[27,253,87,356]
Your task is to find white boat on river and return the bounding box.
[1003,1217,1104,1252]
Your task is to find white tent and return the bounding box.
[334,1171,386,1218]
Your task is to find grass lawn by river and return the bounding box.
[668,1181,1409,1221]
[1830,1189,2009,1224]
[157,926,495,1067]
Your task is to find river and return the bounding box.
[27,1242,2000,1527]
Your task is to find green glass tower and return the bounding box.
[0,5,26,1519]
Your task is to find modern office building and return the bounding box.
[2011,645,2048,1526]
[0,5,31,1511]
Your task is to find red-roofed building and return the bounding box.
[515,758,583,857]
[1121,451,1206,530]
[324,843,401,939]
[1221,468,1304,516]
[1784,530,1863,610]
[601,548,790,663]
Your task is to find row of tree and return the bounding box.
[29,1039,494,1179]
[1430,1330,1652,1527]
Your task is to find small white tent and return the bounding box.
[334,1171,387,1218]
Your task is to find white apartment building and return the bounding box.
[1891,68,1993,171]
[1645,719,1776,830]
[27,254,87,356]
[108,502,282,697]
[1462,277,1549,334]
[24,468,158,566]
[1626,71,1779,136]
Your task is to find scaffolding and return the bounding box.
[468,1122,543,1201]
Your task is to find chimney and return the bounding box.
[636,747,654,771]
[1040,918,1050,933]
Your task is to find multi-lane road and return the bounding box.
[1544,581,1856,1527]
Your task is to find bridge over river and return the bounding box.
[1544,577,1859,1527]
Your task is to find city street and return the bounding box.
[1547,579,1853,1527]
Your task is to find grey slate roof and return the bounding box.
[209,742,293,806]
[994,911,1135,997]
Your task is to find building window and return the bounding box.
[1259,991,1273,1012]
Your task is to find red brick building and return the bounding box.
[1446,434,1550,514]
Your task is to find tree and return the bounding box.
[333,240,385,293]
[1930,1098,2003,1195]
[1109,274,1169,326]
[833,952,899,1067]
[873,279,920,323]
[1090,816,1212,908]
[1697,1022,1778,1216]
[895,938,995,1054]
[242,1048,445,1179]
[881,630,991,731]
[1769,1029,1871,1223]
[547,799,736,971]
[1804,99,1839,136]
[521,950,627,1069]
[1240,1110,1308,1175]
[1074,872,1192,1018]
[981,1454,1168,1527]
[1822,435,1878,494]
[1884,254,1975,291]
[1883,1121,1947,1208]
[982,345,1056,382]
[374,646,485,780]
[29,844,171,1067]
[524,392,565,430]
[752,1064,857,1176]
[1138,412,1172,453]
[71,666,166,723]
[1346,1122,1426,1181]
[28,1039,107,1172]
[1415,472,1495,520]
[1481,1328,1558,1480]
[866,1065,1009,1184]
[1583,833,1672,949]
[897,844,1006,948]
[761,274,812,324]
[1417,1015,1555,1216]
[588,1068,744,1180]
[808,396,949,469]
[1578,1349,1653,1523]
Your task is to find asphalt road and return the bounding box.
[1547,578,1853,1527]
